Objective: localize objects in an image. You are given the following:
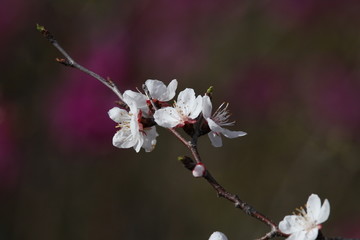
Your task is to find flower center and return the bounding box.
[294,206,318,231]
[212,102,235,126]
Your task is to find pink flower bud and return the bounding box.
[192,163,205,177]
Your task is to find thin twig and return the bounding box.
[36,24,124,101]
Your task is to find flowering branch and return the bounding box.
[38,26,360,240]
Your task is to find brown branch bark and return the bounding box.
[178,156,286,240]
[36,24,124,102]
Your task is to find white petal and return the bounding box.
[165,79,178,101]
[317,199,330,224]
[145,79,168,100]
[130,110,140,136]
[132,135,143,153]
[108,107,129,123]
[287,231,307,240]
[154,107,183,128]
[142,126,159,152]
[306,194,321,221]
[207,118,246,139]
[177,88,196,109]
[209,231,228,240]
[202,95,213,119]
[207,118,224,133]
[221,128,247,139]
[305,228,319,240]
[208,131,223,147]
[112,129,136,149]
[188,95,203,119]
[279,215,305,234]
[123,90,147,109]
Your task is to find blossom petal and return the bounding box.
[188,95,203,119]
[287,231,307,240]
[165,79,178,101]
[220,128,247,138]
[317,199,330,224]
[142,126,159,152]
[113,129,136,149]
[176,88,197,113]
[132,135,143,153]
[202,95,213,119]
[306,194,321,221]
[108,107,130,123]
[305,228,319,240]
[208,132,223,147]
[129,110,140,135]
[207,118,224,133]
[154,107,183,128]
[207,118,246,139]
[123,90,147,109]
[144,79,166,100]
[279,215,305,234]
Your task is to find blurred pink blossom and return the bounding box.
[337,218,360,238]
[131,0,244,75]
[231,62,291,120]
[0,0,28,50]
[265,0,360,29]
[264,0,316,28]
[303,61,360,134]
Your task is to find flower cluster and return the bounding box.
[108,79,246,152]
[279,194,330,240]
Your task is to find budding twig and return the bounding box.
[178,156,286,239]
[36,24,124,102]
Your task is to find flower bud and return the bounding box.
[209,231,228,240]
[192,163,205,177]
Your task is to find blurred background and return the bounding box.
[1,0,360,239]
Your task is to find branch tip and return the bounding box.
[55,58,73,67]
[36,23,45,32]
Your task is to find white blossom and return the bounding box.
[154,88,203,128]
[202,95,246,147]
[209,231,228,240]
[108,95,158,153]
[279,194,330,240]
[123,79,178,116]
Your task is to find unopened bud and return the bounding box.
[206,86,214,95]
[192,163,205,178]
[209,231,228,240]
